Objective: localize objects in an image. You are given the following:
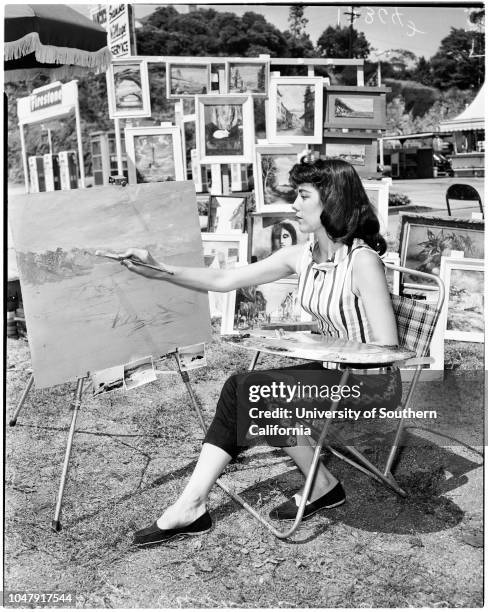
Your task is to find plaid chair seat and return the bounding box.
[390,294,439,358]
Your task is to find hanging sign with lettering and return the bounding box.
[17,81,79,125]
[91,4,136,58]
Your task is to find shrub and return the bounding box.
[389,192,411,207]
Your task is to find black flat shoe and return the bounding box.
[269,482,346,521]
[133,511,212,548]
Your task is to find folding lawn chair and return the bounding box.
[445,184,484,217]
[212,264,445,539]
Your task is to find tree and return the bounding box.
[316,25,371,59]
[430,27,484,90]
[411,57,432,86]
[136,7,288,57]
[288,6,308,38]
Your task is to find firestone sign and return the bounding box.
[30,85,63,112]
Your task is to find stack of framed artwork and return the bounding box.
[105,54,390,334]
[397,212,484,375]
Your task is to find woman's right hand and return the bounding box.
[95,248,172,278]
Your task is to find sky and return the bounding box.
[72,2,482,59]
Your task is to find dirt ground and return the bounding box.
[4,331,484,609]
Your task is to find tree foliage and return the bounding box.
[429,27,484,90]
[136,7,288,57]
[316,25,371,59]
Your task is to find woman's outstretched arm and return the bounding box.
[97,244,303,293]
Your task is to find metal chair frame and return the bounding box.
[216,264,445,539]
[445,183,484,217]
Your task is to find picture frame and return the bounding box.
[398,213,484,289]
[362,179,390,233]
[225,59,270,96]
[253,144,303,213]
[233,277,312,333]
[201,235,248,329]
[166,61,211,98]
[267,76,324,144]
[324,86,387,130]
[124,126,185,185]
[323,136,379,178]
[107,60,151,119]
[440,256,484,343]
[207,196,247,233]
[248,213,310,263]
[196,94,254,164]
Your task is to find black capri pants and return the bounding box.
[203,362,402,459]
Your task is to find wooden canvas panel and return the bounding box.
[9,182,212,388]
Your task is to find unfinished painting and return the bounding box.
[9,182,212,388]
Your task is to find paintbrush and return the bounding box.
[94,250,174,275]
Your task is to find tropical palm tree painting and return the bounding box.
[402,222,484,285]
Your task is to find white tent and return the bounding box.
[439,84,485,132]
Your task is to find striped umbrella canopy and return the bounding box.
[4,4,111,82]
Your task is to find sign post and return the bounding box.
[17,81,84,192]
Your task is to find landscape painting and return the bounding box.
[254,146,302,212]
[125,126,185,185]
[326,142,366,166]
[9,182,212,388]
[207,196,246,233]
[334,96,374,119]
[268,77,323,144]
[227,61,268,95]
[167,63,210,98]
[443,263,484,342]
[234,278,310,332]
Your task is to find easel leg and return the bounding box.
[52,377,84,532]
[9,372,34,427]
[173,354,208,434]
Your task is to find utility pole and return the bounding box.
[344,6,361,58]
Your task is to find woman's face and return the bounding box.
[279,227,294,248]
[292,183,323,233]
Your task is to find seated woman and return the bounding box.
[109,157,399,547]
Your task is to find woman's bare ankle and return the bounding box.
[156,500,206,530]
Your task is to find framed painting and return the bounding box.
[322,136,379,178]
[233,277,312,333]
[324,86,387,130]
[124,126,185,185]
[267,76,324,144]
[8,182,211,389]
[226,59,270,96]
[207,196,247,233]
[249,213,310,263]
[440,257,484,342]
[398,214,484,288]
[196,94,255,164]
[254,144,303,213]
[202,235,247,329]
[362,179,389,233]
[166,62,211,98]
[107,60,151,119]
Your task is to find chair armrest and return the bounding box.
[402,357,434,367]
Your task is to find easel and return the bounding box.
[9,351,211,532]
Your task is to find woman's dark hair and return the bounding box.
[271,221,298,251]
[289,157,387,255]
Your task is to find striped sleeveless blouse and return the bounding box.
[298,238,378,344]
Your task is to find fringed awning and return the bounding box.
[4,4,111,82]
